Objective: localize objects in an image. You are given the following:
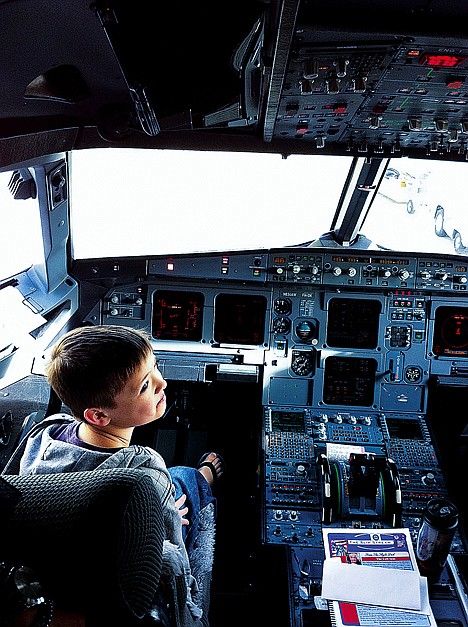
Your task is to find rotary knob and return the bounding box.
[332,266,342,276]
[422,472,436,485]
[347,267,357,277]
[399,270,410,280]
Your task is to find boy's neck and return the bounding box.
[78,422,133,448]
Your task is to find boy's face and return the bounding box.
[103,351,167,428]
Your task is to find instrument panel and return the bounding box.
[81,248,468,393]
[76,246,468,627]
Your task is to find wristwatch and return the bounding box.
[1,562,54,627]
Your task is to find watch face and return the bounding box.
[1,564,46,611]
[14,566,44,604]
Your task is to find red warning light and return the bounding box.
[419,53,467,68]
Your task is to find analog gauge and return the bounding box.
[291,349,315,376]
[274,298,292,315]
[273,316,291,334]
[405,366,422,383]
[295,320,316,341]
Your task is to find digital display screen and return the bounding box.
[433,306,468,357]
[152,290,204,341]
[323,357,377,406]
[332,256,370,264]
[373,258,409,266]
[386,417,424,440]
[271,410,305,433]
[326,298,381,349]
[214,293,267,345]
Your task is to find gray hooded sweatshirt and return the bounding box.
[14,414,210,625]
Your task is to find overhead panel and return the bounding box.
[270,21,468,159]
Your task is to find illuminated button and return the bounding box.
[167,262,174,271]
[333,104,347,114]
[222,256,229,265]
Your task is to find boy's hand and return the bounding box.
[175,493,189,526]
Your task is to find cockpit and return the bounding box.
[1,0,468,625]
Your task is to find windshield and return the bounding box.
[66,149,468,258]
[69,149,351,258]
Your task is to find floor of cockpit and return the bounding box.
[135,379,291,626]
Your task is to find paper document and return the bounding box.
[321,528,437,627]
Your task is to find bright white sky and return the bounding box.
[69,149,350,258]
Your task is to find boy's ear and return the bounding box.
[83,407,111,426]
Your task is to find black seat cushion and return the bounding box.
[0,469,165,622]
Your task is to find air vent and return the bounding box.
[8,169,36,200]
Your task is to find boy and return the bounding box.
[14,325,225,625]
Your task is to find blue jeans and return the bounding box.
[168,466,216,555]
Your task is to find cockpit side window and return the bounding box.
[0,170,44,282]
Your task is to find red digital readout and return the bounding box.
[419,53,467,68]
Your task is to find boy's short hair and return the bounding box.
[45,325,154,420]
